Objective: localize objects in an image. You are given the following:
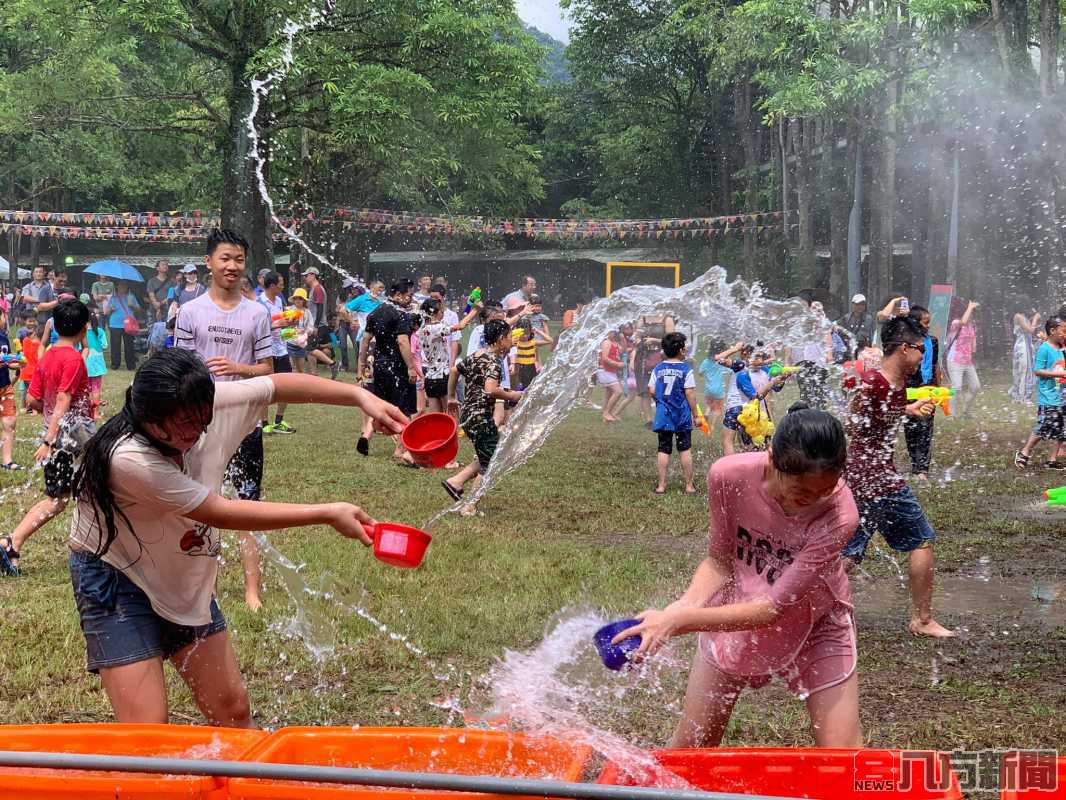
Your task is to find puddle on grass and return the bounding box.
[852,572,1066,627]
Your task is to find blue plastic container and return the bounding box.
[594,619,642,671]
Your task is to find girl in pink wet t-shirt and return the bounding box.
[613,403,862,748]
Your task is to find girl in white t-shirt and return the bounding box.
[67,348,407,726]
[418,298,480,414]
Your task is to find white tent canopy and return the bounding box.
[0,255,31,281]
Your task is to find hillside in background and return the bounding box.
[524,24,570,83]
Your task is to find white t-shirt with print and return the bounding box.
[174,293,272,382]
[69,377,274,626]
[418,322,454,380]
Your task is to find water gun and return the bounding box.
[768,361,801,378]
[1045,486,1066,507]
[510,328,525,340]
[905,386,955,416]
[737,398,774,445]
[0,352,26,368]
[464,287,482,314]
[272,308,302,326]
[695,404,710,435]
[279,328,298,341]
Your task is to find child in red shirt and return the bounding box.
[1,299,92,576]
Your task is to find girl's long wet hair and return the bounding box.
[770,401,847,475]
[72,349,215,559]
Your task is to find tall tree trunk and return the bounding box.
[735,74,759,273]
[825,121,849,304]
[221,65,273,275]
[1039,0,1060,97]
[793,118,817,287]
[869,64,898,304]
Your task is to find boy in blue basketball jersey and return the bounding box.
[649,332,698,495]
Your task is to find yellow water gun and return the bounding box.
[737,398,774,445]
[695,404,710,435]
[905,386,955,416]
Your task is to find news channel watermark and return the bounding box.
[852,749,1059,794]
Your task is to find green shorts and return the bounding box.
[462,419,499,473]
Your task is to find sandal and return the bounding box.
[441,480,463,502]
[0,462,23,471]
[0,536,20,577]
[653,488,667,495]
[1014,451,1029,469]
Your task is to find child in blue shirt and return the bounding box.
[716,341,788,455]
[698,344,729,429]
[648,332,698,495]
[1016,316,1066,469]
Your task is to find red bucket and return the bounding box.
[366,521,432,568]
[401,412,459,468]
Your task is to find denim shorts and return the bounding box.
[69,550,226,673]
[842,485,936,563]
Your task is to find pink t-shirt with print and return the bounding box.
[698,452,858,676]
[948,320,976,365]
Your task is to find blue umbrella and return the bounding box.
[83,260,145,283]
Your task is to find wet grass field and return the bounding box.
[1,366,1064,753]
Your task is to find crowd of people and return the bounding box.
[0,238,1054,748]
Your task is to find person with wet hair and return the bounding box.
[66,348,408,726]
[2,298,93,576]
[1014,315,1066,470]
[612,402,862,749]
[649,332,698,495]
[842,314,953,638]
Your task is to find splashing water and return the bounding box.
[474,609,693,789]
[427,267,829,525]
[245,0,365,289]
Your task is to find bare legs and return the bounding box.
[1,415,14,465]
[602,382,621,422]
[99,631,252,727]
[671,651,863,749]
[239,533,263,612]
[906,546,955,638]
[655,449,695,494]
[9,496,68,569]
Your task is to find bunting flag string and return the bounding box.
[0,207,786,241]
[1,221,788,243]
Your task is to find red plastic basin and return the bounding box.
[0,723,267,799]
[366,521,432,568]
[598,748,963,800]
[401,413,459,469]
[230,726,592,799]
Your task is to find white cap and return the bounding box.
[181,263,197,273]
[851,293,866,304]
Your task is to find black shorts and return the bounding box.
[224,428,264,501]
[43,449,76,498]
[462,419,499,473]
[372,369,417,417]
[1033,405,1066,441]
[272,354,292,374]
[656,429,692,455]
[515,363,537,390]
[424,377,449,399]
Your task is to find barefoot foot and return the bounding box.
[908,617,955,638]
